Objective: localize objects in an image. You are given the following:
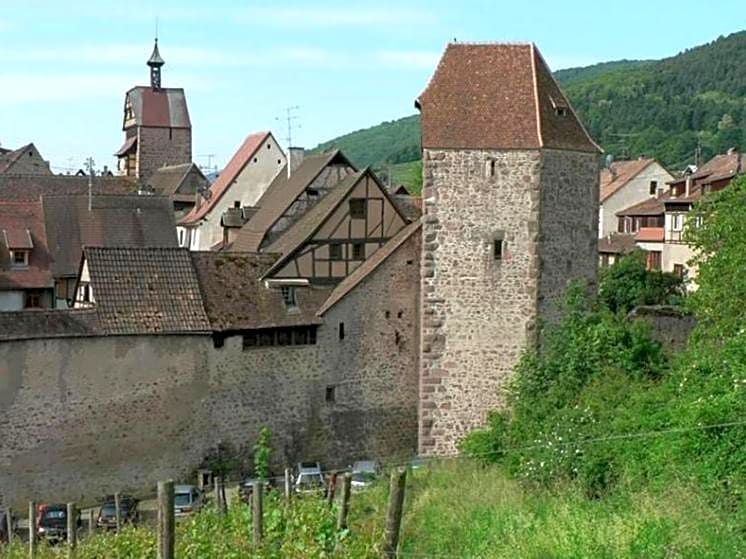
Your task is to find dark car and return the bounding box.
[97,496,140,530]
[37,504,79,542]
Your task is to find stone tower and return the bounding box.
[416,43,601,455]
[115,40,192,181]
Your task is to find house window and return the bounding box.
[325,385,336,404]
[339,322,345,340]
[672,214,685,232]
[281,286,297,309]
[11,250,29,267]
[352,242,365,260]
[649,180,657,195]
[493,239,503,261]
[234,201,241,208]
[646,251,662,271]
[24,290,42,308]
[673,264,686,277]
[329,243,343,261]
[349,198,366,219]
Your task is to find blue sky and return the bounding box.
[0,0,743,174]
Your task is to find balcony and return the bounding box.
[634,227,664,243]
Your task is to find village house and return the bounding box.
[598,157,673,237]
[0,143,52,175]
[146,162,209,219]
[606,149,745,281]
[0,200,54,310]
[177,131,286,250]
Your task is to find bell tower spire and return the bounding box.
[147,38,165,90]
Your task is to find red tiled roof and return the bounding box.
[598,233,636,255]
[417,43,600,153]
[0,200,54,289]
[600,158,656,203]
[180,131,271,225]
[617,197,665,217]
[635,227,664,242]
[124,87,191,129]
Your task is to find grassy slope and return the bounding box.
[312,31,746,191]
[6,462,742,558]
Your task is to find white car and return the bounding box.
[174,485,204,518]
[351,460,380,490]
[294,462,325,494]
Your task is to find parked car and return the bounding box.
[350,460,380,491]
[37,504,79,542]
[97,495,139,530]
[294,462,325,494]
[174,485,205,518]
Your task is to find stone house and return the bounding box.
[598,157,673,237]
[0,143,52,175]
[416,42,601,455]
[177,131,286,250]
[0,200,54,310]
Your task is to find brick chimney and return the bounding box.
[287,147,305,178]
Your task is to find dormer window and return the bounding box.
[549,96,569,117]
[281,286,297,310]
[555,107,568,117]
[11,250,29,268]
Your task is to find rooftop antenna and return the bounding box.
[275,105,301,150]
[85,157,95,211]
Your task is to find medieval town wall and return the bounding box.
[0,237,419,508]
[419,148,542,456]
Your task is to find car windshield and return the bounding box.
[174,493,192,507]
[40,509,65,524]
[100,502,132,517]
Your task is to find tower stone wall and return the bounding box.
[137,127,192,183]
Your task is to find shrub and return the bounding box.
[253,426,272,480]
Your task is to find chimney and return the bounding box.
[287,147,305,178]
[685,175,692,198]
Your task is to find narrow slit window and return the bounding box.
[281,286,297,309]
[325,386,336,404]
[352,242,365,260]
[493,239,503,261]
[339,322,345,340]
[487,159,496,178]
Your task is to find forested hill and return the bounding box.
[313,31,746,189]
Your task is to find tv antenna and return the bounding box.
[276,105,301,148]
[197,153,217,174]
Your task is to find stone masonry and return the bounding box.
[137,126,192,183]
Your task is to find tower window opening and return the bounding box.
[487,159,496,177]
[493,239,503,261]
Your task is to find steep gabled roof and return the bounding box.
[180,131,272,225]
[231,150,355,252]
[0,199,54,289]
[600,158,656,203]
[83,247,210,335]
[317,219,421,316]
[146,162,207,198]
[417,42,600,153]
[190,252,330,331]
[124,86,191,129]
[0,143,51,175]
[669,151,745,187]
[43,194,177,278]
[616,197,665,217]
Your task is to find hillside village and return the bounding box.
[0,29,745,557]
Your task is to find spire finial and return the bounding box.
[147,36,164,90]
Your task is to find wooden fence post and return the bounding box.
[114,492,121,532]
[88,509,94,537]
[326,472,338,507]
[66,502,77,558]
[284,468,292,501]
[337,473,352,531]
[157,481,175,559]
[252,481,263,548]
[382,468,407,559]
[5,507,12,545]
[28,500,36,558]
[214,477,225,514]
[220,477,228,514]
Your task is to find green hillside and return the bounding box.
[313,31,746,190]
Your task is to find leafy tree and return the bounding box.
[599,251,685,313]
[253,427,273,480]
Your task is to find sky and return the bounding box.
[0,0,743,174]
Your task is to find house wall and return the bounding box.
[599,162,673,237]
[0,291,24,311]
[419,148,542,456]
[188,137,285,251]
[136,127,192,182]
[0,241,419,508]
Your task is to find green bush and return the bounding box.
[253,427,272,480]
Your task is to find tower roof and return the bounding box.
[147,39,165,67]
[416,42,601,153]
